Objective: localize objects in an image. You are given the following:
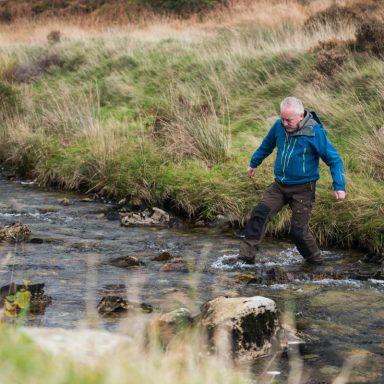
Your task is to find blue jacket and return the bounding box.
[250,111,346,191]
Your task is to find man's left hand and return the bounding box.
[334,190,346,200]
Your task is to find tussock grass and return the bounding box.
[0,1,383,256]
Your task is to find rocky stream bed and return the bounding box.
[0,177,384,383]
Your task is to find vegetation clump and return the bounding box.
[47,30,61,44]
[304,4,361,30]
[313,39,352,78]
[4,53,64,83]
[0,0,227,21]
[142,0,227,15]
[355,19,384,57]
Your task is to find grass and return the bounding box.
[0,1,383,257]
[0,325,252,384]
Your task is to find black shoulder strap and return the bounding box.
[310,111,322,124]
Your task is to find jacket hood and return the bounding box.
[286,110,318,137]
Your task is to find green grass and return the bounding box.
[0,325,250,384]
[0,22,383,257]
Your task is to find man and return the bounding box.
[239,96,346,264]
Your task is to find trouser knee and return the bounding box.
[245,203,271,240]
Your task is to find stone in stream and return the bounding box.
[59,197,72,206]
[147,308,194,346]
[265,266,291,284]
[120,207,170,227]
[108,256,146,269]
[159,257,189,273]
[97,295,153,316]
[104,207,120,221]
[0,283,52,316]
[235,267,291,285]
[206,214,231,230]
[0,222,30,242]
[153,251,173,262]
[29,238,44,244]
[198,296,281,362]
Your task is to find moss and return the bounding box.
[231,310,277,355]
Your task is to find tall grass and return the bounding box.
[0,1,383,256]
[0,325,251,384]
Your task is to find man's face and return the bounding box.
[281,108,304,132]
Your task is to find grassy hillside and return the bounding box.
[0,0,226,22]
[0,0,383,256]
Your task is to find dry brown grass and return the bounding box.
[0,0,339,45]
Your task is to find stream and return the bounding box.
[0,178,383,383]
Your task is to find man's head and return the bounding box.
[280,96,305,132]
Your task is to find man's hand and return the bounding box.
[248,167,255,178]
[334,190,346,200]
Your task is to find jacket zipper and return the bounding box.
[282,137,297,182]
[302,147,306,174]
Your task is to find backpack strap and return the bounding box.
[310,111,322,124]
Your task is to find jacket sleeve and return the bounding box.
[249,124,277,168]
[313,127,346,191]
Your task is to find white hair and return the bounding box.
[280,97,304,115]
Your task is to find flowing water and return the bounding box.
[0,178,383,383]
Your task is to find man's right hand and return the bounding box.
[248,167,255,178]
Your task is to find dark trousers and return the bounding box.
[244,180,320,260]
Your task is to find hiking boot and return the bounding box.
[304,252,324,265]
[238,239,259,264]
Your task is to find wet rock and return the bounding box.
[102,284,127,292]
[159,258,189,273]
[0,283,52,315]
[59,197,71,206]
[168,217,185,229]
[20,180,35,185]
[207,214,231,229]
[108,256,146,269]
[120,207,170,227]
[151,207,170,222]
[265,266,291,284]
[29,293,53,315]
[148,308,193,346]
[0,222,30,242]
[236,267,291,286]
[97,295,153,317]
[194,219,206,227]
[104,207,120,221]
[118,198,127,206]
[37,207,58,213]
[198,296,280,362]
[235,272,261,284]
[29,238,44,244]
[80,197,93,202]
[153,251,173,262]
